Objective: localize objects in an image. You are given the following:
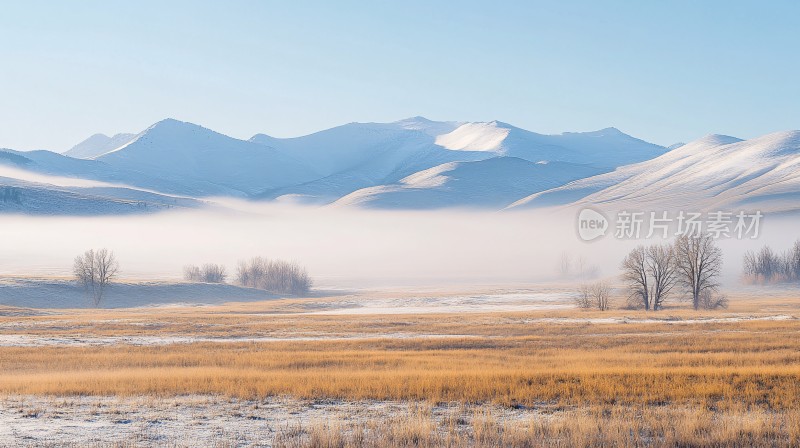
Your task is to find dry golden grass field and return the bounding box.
[1,286,799,446]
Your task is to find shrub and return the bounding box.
[236,257,312,295]
[183,263,227,283]
[576,282,612,311]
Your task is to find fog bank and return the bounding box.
[0,202,795,288]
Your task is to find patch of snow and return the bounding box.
[64,133,137,159]
[435,122,510,152]
[310,291,575,315]
[0,278,282,309]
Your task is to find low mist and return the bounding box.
[0,201,796,289]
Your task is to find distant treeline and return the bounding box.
[743,241,800,283]
[183,258,312,295]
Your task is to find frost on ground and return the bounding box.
[0,333,479,347]
[0,395,532,447]
[0,278,280,309]
[310,291,575,315]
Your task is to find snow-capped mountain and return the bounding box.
[0,116,678,213]
[252,117,665,204]
[253,119,492,203]
[64,133,137,159]
[333,157,605,209]
[97,119,321,196]
[434,121,667,168]
[510,131,800,213]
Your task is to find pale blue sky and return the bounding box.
[1,0,798,150]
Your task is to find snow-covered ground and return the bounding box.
[310,290,574,315]
[0,333,479,348]
[0,278,279,309]
[0,395,535,447]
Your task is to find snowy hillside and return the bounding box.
[332,157,605,209]
[0,116,676,213]
[434,121,667,168]
[252,119,492,203]
[254,117,664,205]
[0,176,200,215]
[0,148,215,197]
[98,119,321,196]
[510,132,800,213]
[64,133,136,159]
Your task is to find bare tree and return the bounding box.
[201,263,227,283]
[183,265,202,282]
[699,290,728,310]
[784,240,800,281]
[592,282,612,311]
[756,246,780,283]
[577,282,612,311]
[73,248,119,307]
[575,283,594,309]
[621,246,649,310]
[184,263,227,283]
[673,234,723,310]
[742,250,758,281]
[236,257,312,295]
[743,241,800,284]
[647,244,677,311]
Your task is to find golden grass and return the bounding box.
[2,290,800,445]
[1,317,799,409]
[274,404,800,448]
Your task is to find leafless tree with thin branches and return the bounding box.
[621,246,649,310]
[575,283,594,309]
[183,263,227,283]
[647,244,677,311]
[73,248,119,307]
[577,282,612,311]
[673,234,723,310]
[236,257,312,295]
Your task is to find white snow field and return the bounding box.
[0,277,280,309]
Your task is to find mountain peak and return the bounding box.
[694,134,743,147]
[393,116,460,136]
[146,118,201,132]
[562,127,627,138]
[396,115,434,124]
[64,132,137,159]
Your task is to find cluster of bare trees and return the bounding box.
[182,258,313,295]
[236,257,312,295]
[71,248,313,307]
[73,248,119,307]
[621,234,725,311]
[575,282,612,311]
[743,241,800,283]
[183,263,227,283]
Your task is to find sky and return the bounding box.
[0,0,798,151]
